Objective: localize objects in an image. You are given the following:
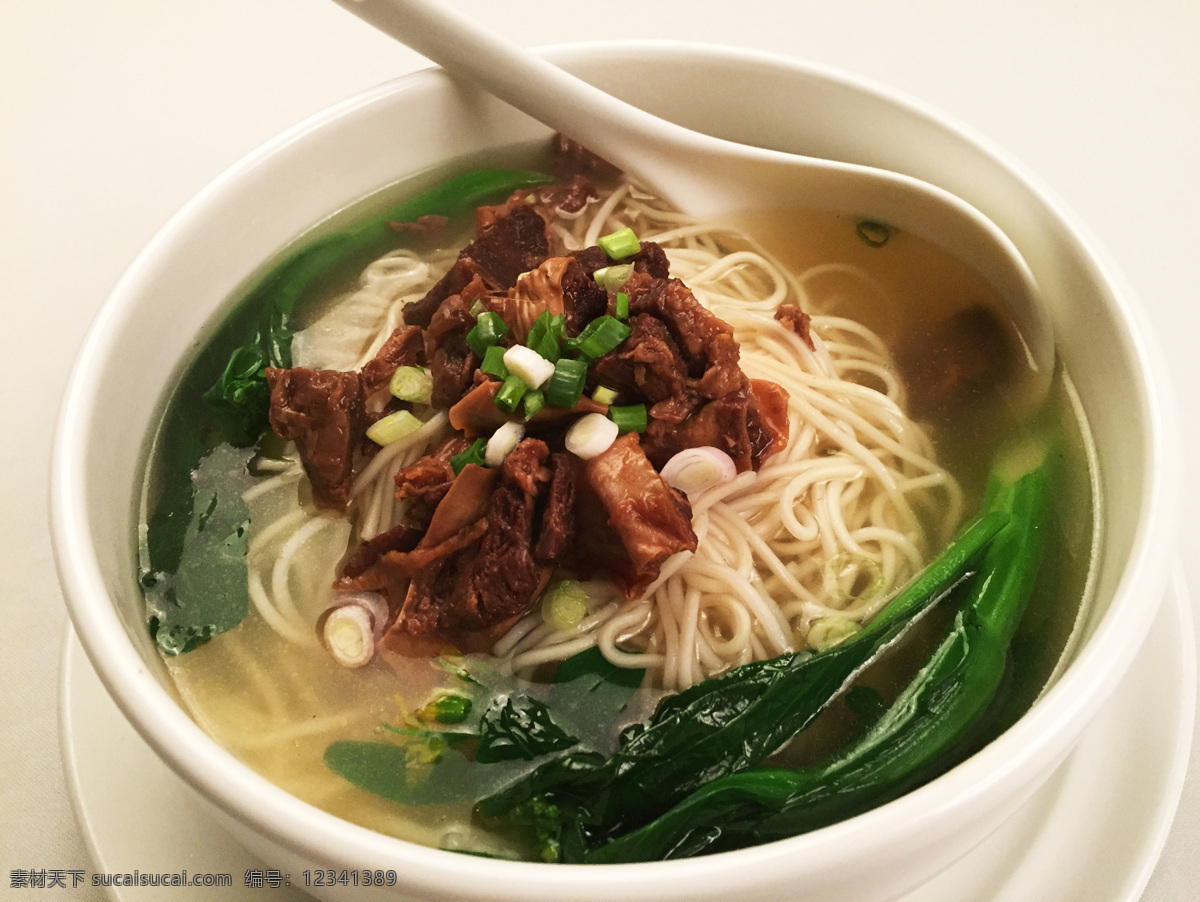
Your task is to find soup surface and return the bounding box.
[139,142,1096,861]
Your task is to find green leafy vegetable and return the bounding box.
[476,695,579,763]
[323,738,476,806]
[142,443,258,655]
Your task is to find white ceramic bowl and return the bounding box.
[51,42,1180,902]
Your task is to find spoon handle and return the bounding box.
[330,0,705,189]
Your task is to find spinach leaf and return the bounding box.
[547,646,644,751]
[476,695,579,764]
[142,442,257,655]
[324,738,477,806]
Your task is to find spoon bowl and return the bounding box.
[333,0,1054,392]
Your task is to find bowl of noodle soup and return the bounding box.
[52,41,1178,902]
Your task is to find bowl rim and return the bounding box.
[50,38,1182,898]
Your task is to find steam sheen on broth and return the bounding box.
[139,148,1095,860]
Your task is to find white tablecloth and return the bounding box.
[3,2,1197,898]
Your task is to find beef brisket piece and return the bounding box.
[383,440,552,654]
[359,324,425,396]
[534,452,579,564]
[265,367,365,508]
[577,433,698,598]
[404,203,550,328]
[393,435,471,528]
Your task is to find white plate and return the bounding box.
[59,566,1194,902]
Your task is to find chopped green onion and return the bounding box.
[593,264,634,293]
[466,311,508,358]
[450,438,487,474]
[598,227,641,260]
[365,409,423,446]
[564,315,631,359]
[469,298,487,318]
[614,291,630,320]
[526,310,565,362]
[591,385,618,406]
[388,365,432,404]
[609,403,647,434]
[856,220,891,247]
[541,580,590,630]
[807,616,862,651]
[503,344,556,389]
[523,388,546,419]
[565,412,619,459]
[485,420,526,467]
[494,375,528,413]
[416,692,473,725]
[544,357,589,408]
[480,345,510,380]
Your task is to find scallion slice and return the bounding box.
[366,409,423,446]
[565,412,619,459]
[494,374,528,413]
[466,311,508,358]
[480,345,510,380]
[485,420,526,467]
[389,365,432,404]
[526,310,565,362]
[523,388,546,420]
[503,344,556,389]
[598,227,641,260]
[450,438,487,474]
[614,291,630,320]
[593,264,634,293]
[591,385,618,406]
[541,580,590,630]
[609,403,648,434]
[544,357,589,408]
[564,315,631,359]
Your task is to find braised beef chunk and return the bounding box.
[774,303,815,350]
[570,245,610,277]
[592,313,687,404]
[394,436,471,527]
[579,433,697,597]
[560,257,610,334]
[468,203,550,287]
[533,174,597,216]
[337,522,422,584]
[535,453,579,564]
[359,324,425,396]
[384,441,551,653]
[643,386,760,472]
[629,241,671,280]
[265,367,364,508]
[403,257,481,329]
[748,379,791,466]
[386,213,450,237]
[426,285,486,408]
[404,203,551,329]
[603,273,788,471]
[895,305,1013,417]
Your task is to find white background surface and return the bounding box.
[3,1,1197,898]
